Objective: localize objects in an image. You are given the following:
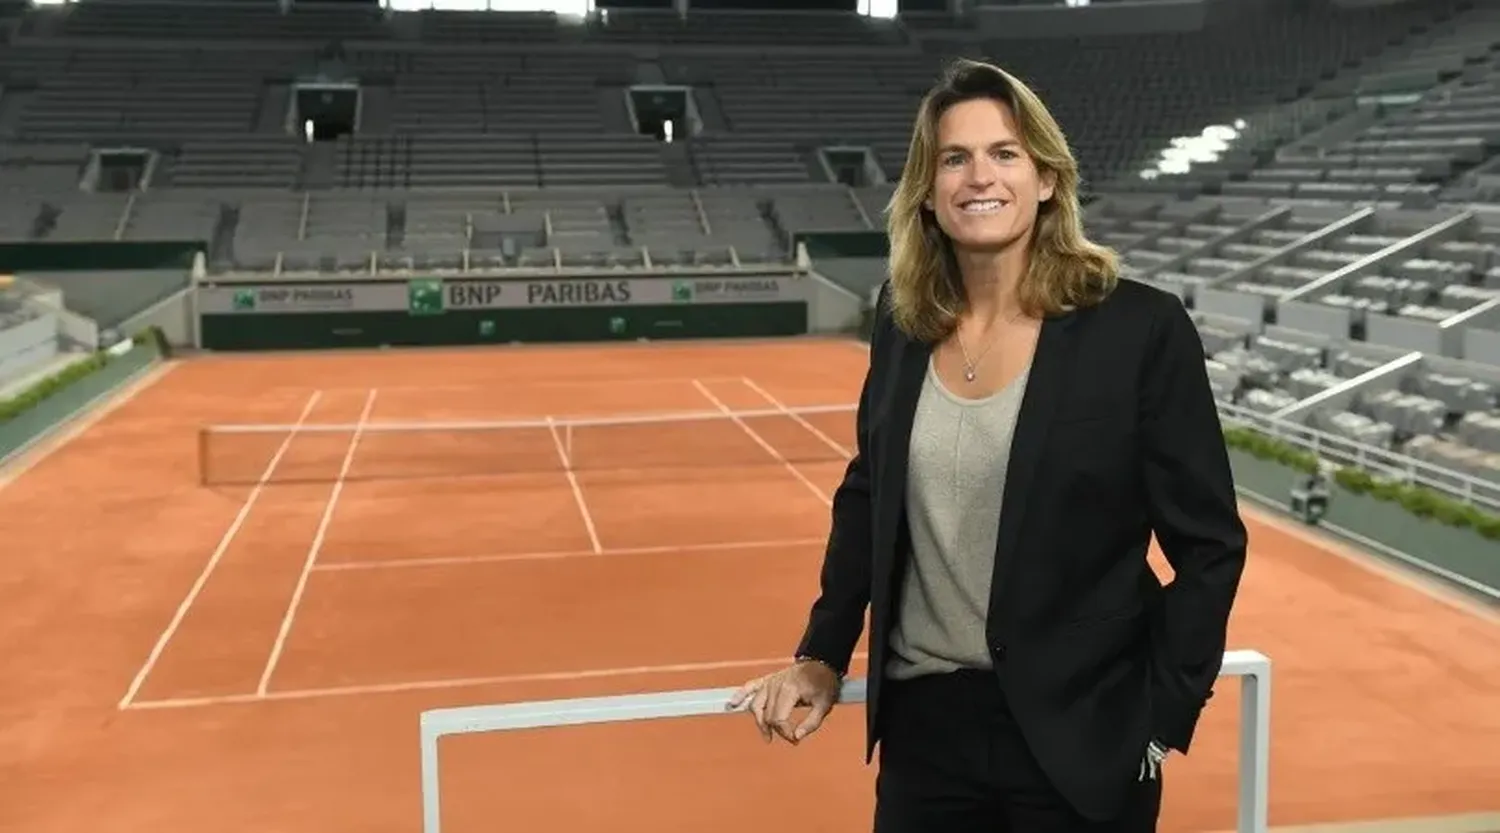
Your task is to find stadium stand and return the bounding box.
[0,0,1497,495]
[0,5,1497,832]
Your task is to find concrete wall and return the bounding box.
[0,313,60,387]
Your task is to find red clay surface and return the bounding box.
[0,337,1496,833]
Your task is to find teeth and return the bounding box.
[962,200,1004,212]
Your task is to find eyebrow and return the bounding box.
[937,139,1021,155]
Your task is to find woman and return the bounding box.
[726,59,1248,832]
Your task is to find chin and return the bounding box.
[949,229,1025,251]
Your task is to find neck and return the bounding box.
[957,243,1030,325]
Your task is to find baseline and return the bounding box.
[123,652,869,711]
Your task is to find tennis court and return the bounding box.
[1,336,1497,833]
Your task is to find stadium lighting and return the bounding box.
[1140,121,1244,179]
[382,0,592,11]
[1064,0,1092,7]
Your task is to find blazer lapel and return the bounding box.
[878,331,931,550]
[988,310,1082,610]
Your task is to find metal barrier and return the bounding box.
[419,649,1272,833]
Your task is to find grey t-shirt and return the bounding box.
[886,354,1030,680]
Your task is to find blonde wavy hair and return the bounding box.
[885,58,1119,342]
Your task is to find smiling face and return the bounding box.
[885,59,1120,341]
[925,97,1055,254]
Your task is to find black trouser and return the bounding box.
[873,669,1161,833]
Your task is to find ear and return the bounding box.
[1039,169,1057,203]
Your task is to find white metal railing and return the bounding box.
[1217,401,1500,511]
[419,650,1272,833]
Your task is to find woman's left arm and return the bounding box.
[1138,296,1249,755]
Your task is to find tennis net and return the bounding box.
[197,404,859,486]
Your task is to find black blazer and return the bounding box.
[795,277,1248,821]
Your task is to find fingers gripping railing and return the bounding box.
[419,650,1271,833]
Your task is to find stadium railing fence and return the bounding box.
[1217,401,1500,511]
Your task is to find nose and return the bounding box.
[964,155,997,189]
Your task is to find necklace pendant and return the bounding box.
[964,368,976,382]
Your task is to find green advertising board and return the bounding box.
[408,279,443,316]
[197,274,810,350]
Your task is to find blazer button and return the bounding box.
[991,643,1006,659]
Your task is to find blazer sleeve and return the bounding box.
[1139,296,1249,753]
[792,284,883,675]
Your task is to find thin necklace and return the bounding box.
[954,311,1020,382]
[956,329,1000,382]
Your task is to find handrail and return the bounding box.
[1218,400,1500,510]
[419,649,1272,833]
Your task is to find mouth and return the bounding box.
[959,199,1007,214]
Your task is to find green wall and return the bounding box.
[0,344,160,465]
[0,241,201,272]
[791,230,887,260]
[200,302,808,350]
[1228,449,1500,595]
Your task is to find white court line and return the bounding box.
[255,388,379,697]
[124,652,870,711]
[1207,812,1500,833]
[243,376,752,397]
[116,389,324,710]
[547,416,602,553]
[690,380,832,507]
[311,536,828,572]
[738,376,853,458]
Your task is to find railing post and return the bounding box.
[1235,651,1272,833]
[421,721,441,833]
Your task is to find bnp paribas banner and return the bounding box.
[198,276,806,315]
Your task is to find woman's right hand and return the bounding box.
[725,659,842,745]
